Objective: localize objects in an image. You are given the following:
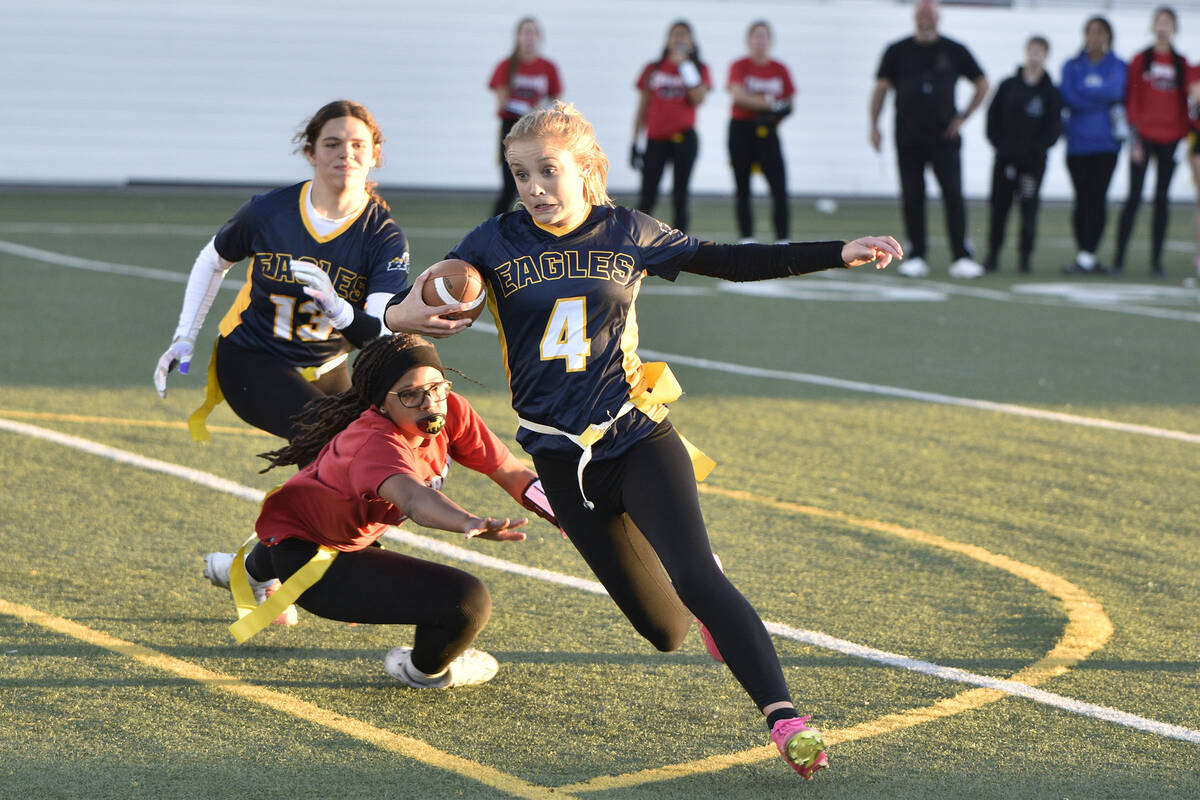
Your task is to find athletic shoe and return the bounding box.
[896,256,929,278]
[771,716,828,780]
[384,646,499,689]
[203,551,298,626]
[947,257,985,279]
[738,237,758,244]
[696,553,725,663]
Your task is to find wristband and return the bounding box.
[678,60,702,89]
[521,478,558,526]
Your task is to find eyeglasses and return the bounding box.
[389,380,452,408]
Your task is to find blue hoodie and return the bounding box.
[1060,50,1127,155]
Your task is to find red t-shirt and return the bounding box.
[1126,49,1190,144]
[255,393,510,551]
[726,58,795,121]
[636,60,713,140]
[489,56,562,120]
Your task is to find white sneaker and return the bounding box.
[897,256,930,278]
[203,551,298,626]
[384,646,499,689]
[948,257,985,279]
[737,237,758,244]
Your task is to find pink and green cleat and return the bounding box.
[770,716,828,779]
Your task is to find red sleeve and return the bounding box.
[548,61,563,97]
[346,428,421,498]
[1126,52,1145,129]
[781,63,796,99]
[727,59,747,90]
[700,63,713,90]
[636,63,653,91]
[444,393,511,475]
[488,59,509,90]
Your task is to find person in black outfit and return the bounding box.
[984,36,1063,273]
[870,0,989,279]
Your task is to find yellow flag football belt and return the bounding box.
[517,362,715,510]
[227,538,338,644]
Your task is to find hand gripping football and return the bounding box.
[420,259,486,321]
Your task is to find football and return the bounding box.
[420,259,487,321]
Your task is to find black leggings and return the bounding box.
[215,335,350,442]
[247,538,491,675]
[896,140,970,260]
[1114,139,1181,270]
[1066,152,1119,254]
[532,422,792,712]
[492,117,520,217]
[638,129,699,233]
[987,157,1046,267]
[728,119,789,241]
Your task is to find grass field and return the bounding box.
[1,186,1198,799]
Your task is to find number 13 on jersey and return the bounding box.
[540,297,591,372]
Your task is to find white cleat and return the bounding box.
[896,256,930,278]
[384,646,499,689]
[948,257,985,279]
[203,551,298,626]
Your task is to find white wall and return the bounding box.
[5,0,1200,200]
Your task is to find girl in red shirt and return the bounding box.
[1113,7,1190,277]
[204,333,556,689]
[632,20,711,233]
[727,20,796,243]
[488,18,563,217]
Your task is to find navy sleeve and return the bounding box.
[364,213,411,296]
[212,196,259,263]
[622,209,699,281]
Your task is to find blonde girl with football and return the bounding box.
[384,101,901,779]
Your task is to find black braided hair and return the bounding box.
[258,333,432,472]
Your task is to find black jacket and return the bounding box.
[986,66,1063,164]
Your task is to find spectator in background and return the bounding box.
[488,17,562,217]
[1061,16,1127,275]
[1188,70,1200,277]
[984,36,1062,274]
[727,20,796,244]
[870,0,989,280]
[1112,6,1189,279]
[633,20,711,234]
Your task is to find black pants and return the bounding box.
[1114,139,1180,270]
[986,157,1047,271]
[491,117,520,217]
[215,335,350,442]
[638,129,699,233]
[1066,152,1119,254]
[247,538,491,675]
[728,119,789,240]
[896,140,970,260]
[532,422,792,711]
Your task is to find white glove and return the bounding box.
[290,260,354,328]
[678,60,702,89]
[154,336,195,398]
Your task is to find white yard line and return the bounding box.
[3,415,1197,745]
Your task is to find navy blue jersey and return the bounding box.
[214,181,410,366]
[449,206,699,461]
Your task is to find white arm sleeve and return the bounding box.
[173,237,235,341]
[364,291,395,339]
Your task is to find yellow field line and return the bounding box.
[0,597,574,800]
[0,408,272,437]
[556,485,1113,793]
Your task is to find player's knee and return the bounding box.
[453,575,492,635]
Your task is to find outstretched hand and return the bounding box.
[384,270,474,339]
[842,236,904,270]
[465,516,528,542]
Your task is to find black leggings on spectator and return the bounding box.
[728,119,789,241]
[1066,152,1119,255]
[638,129,699,233]
[532,421,792,712]
[1114,138,1180,270]
[247,537,491,676]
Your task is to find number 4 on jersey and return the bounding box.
[540,297,591,371]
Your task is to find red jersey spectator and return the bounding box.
[727,20,796,243]
[1187,63,1200,276]
[1113,7,1189,277]
[632,20,711,233]
[488,18,562,217]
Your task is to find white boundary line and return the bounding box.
[3,415,1197,745]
